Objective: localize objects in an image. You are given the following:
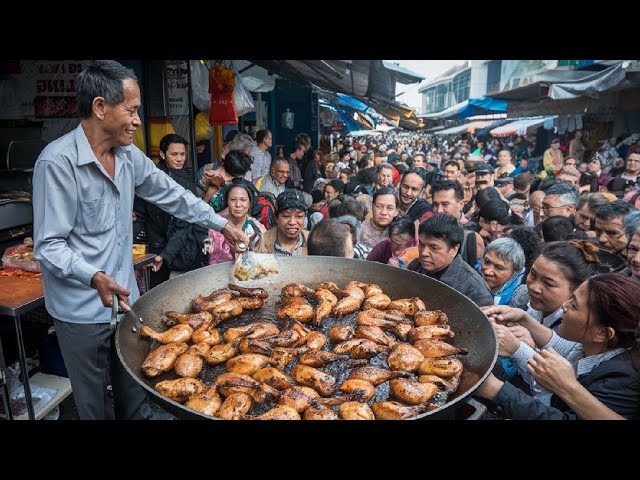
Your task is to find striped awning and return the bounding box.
[434,121,495,136]
[489,116,555,137]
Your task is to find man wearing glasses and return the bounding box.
[539,183,580,221]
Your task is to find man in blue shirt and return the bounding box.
[32,60,248,420]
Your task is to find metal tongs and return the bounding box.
[111,293,144,333]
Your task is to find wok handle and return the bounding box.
[110,294,119,333]
[464,397,487,420]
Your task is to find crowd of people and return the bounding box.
[32,60,640,420]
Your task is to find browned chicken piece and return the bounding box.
[304,404,339,420]
[238,338,273,355]
[339,401,375,420]
[238,330,303,355]
[332,338,369,355]
[185,384,222,416]
[339,379,376,402]
[355,325,398,347]
[264,329,302,347]
[164,311,212,330]
[390,378,440,405]
[418,375,457,394]
[141,342,188,377]
[386,297,427,316]
[348,366,410,386]
[155,377,205,403]
[278,385,320,413]
[371,401,434,420]
[250,405,301,420]
[289,318,311,335]
[277,296,314,322]
[223,322,279,343]
[363,293,392,310]
[204,343,238,365]
[356,310,412,340]
[316,282,348,296]
[234,296,265,310]
[290,364,337,397]
[313,288,338,324]
[407,325,454,343]
[211,299,244,322]
[140,324,193,344]
[357,308,412,324]
[269,346,306,371]
[299,350,345,368]
[412,339,468,358]
[252,367,292,390]
[414,309,448,326]
[191,293,234,313]
[350,340,390,359]
[216,392,253,420]
[191,323,221,346]
[387,343,425,372]
[281,283,315,297]
[328,325,355,343]
[333,282,365,315]
[226,353,273,376]
[418,358,464,377]
[174,343,210,378]
[228,284,268,298]
[299,331,327,350]
[214,373,280,403]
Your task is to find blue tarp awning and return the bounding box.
[457,96,508,119]
[336,93,370,111]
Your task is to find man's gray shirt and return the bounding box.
[32,124,227,324]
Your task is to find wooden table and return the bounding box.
[0,275,44,420]
[0,254,156,420]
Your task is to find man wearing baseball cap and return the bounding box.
[474,163,495,191]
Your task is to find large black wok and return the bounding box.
[116,256,497,420]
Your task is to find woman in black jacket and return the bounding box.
[476,273,640,419]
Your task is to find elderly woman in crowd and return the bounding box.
[476,273,640,419]
[481,238,526,306]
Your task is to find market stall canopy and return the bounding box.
[434,121,497,136]
[457,97,508,119]
[348,130,386,137]
[549,63,640,99]
[489,116,555,137]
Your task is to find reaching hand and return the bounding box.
[527,348,577,397]
[507,325,536,349]
[493,323,521,357]
[222,222,249,251]
[91,271,131,312]
[481,304,528,326]
[150,255,163,273]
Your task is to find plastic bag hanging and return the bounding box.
[282,108,294,129]
[230,62,255,117]
[208,63,238,126]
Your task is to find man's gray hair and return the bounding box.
[624,210,640,239]
[75,60,138,119]
[484,237,525,273]
[544,183,580,207]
